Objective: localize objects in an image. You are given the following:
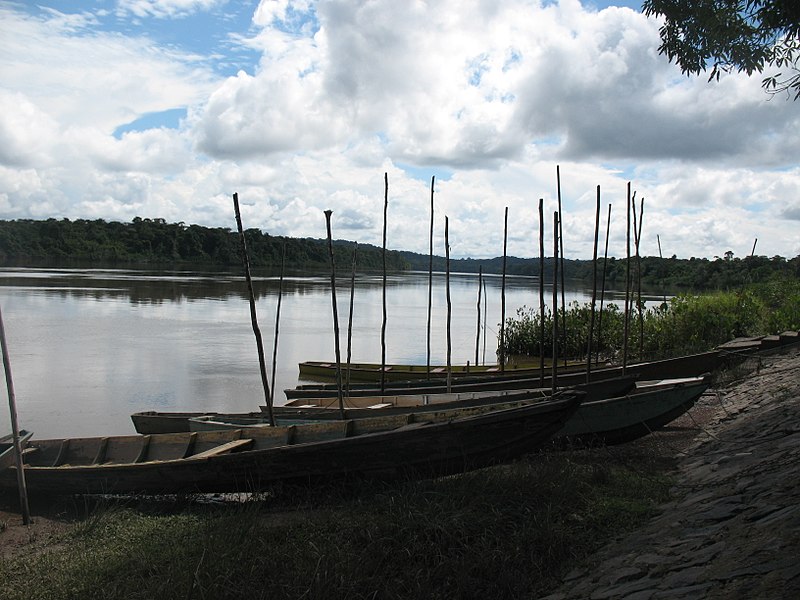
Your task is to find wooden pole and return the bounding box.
[475,266,482,366]
[538,198,545,387]
[269,243,286,412]
[751,238,758,257]
[445,216,452,393]
[324,209,345,419]
[657,234,667,305]
[232,193,273,425]
[635,197,645,359]
[622,184,632,375]
[380,173,388,393]
[556,166,567,367]
[0,304,31,525]
[500,206,508,371]
[427,176,435,378]
[596,203,612,365]
[551,211,559,394]
[346,243,358,398]
[482,277,488,366]
[586,186,601,382]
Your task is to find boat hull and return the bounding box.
[4,395,582,496]
[557,379,709,445]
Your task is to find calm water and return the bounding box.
[0,266,642,438]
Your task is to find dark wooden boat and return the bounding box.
[2,392,582,496]
[131,377,636,435]
[298,358,582,382]
[1,430,32,471]
[556,377,710,445]
[195,377,708,446]
[289,351,723,397]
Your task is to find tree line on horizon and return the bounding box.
[1,217,798,289]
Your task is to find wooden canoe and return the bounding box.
[1,430,32,471]
[197,377,707,445]
[289,351,723,397]
[298,358,583,382]
[131,377,635,435]
[2,392,582,496]
[556,377,709,445]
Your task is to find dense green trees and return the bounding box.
[1,218,797,289]
[501,277,800,362]
[643,0,800,99]
[0,218,408,271]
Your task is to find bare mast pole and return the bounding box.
[0,305,31,525]
[427,176,435,378]
[380,173,388,393]
[324,210,345,419]
[232,193,273,426]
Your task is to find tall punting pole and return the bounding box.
[346,243,358,398]
[596,203,612,364]
[475,266,482,366]
[556,165,567,367]
[551,211,560,394]
[538,198,546,387]
[427,176,435,377]
[269,242,287,411]
[381,173,388,393]
[586,186,601,382]
[0,304,31,525]
[500,206,508,372]
[622,183,632,374]
[324,209,345,419]
[232,193,273,425]
[445,216,452,393]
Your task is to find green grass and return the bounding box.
[0,447,673,600]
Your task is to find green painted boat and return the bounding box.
[556,376,710,445]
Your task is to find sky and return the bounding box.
[1,0,799,261]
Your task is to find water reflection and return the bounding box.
[0,266,659,438]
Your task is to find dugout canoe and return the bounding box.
[298,358,583,382]
[131,376,635,435]
[556,376,710,445]
[289,351,723,397]
[2,392,582,496]
[200,377,707,446]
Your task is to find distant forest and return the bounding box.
[1,217,798,289]
[0,217,408,272]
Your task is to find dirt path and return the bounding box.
[542,347,800,599]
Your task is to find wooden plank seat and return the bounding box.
[187,438,253,460]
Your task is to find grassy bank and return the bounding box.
[0,445,673,600]
[502,277,800,362]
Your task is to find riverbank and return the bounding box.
[543,346,800,599]
[0,348,797,598]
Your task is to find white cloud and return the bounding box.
[0,0,799,261]
[116,0,226,19]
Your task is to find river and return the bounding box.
[0,266,642,438]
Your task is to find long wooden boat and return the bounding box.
[555,377,710,445]
[298,358,583,382]
[1,393,582,496]
[131,377,636,435]
[1,430,32,471]
[289,351,723,397]
[198,377,708,444]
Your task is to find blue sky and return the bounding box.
[1,0,798,259]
